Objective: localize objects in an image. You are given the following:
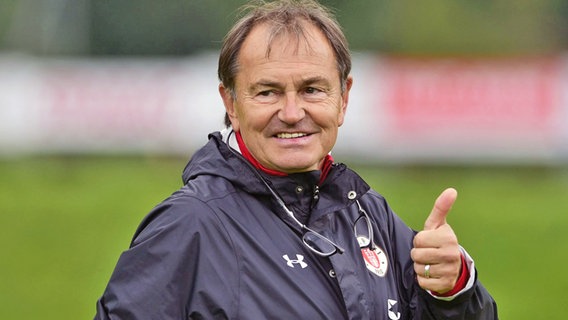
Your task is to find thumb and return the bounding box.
[424,187,458,230]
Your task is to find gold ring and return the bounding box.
[424,264,431,279]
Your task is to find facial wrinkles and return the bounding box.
[260,69,341,137]
[239,60,335,126]
[246,54,340,101]
[241,25,335,86]
[228,22,347,173]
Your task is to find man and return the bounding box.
[95,0,498,319]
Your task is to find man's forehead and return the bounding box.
[242,22,333,60]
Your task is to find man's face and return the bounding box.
[220,22,352,174]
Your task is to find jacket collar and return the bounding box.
[222,127,334,184]
[183,130,371,221]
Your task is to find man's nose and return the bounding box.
[278,92,305,124]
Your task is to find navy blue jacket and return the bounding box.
[95,132,497,319]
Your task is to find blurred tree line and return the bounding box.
[0,0,567,56]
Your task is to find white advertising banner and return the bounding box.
[0,52,566,164]
[366,56,567,163]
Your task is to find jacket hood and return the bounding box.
[182,132,267,194]
[182,131,371,214]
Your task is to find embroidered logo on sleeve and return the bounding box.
[360,244,388,277]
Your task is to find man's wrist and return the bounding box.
[428,246,476,301]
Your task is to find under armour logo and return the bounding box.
[283,254,308,268]
[387,299,401,320]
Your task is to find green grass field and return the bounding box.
[1,156,567,319]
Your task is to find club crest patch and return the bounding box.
[358,237,388,277]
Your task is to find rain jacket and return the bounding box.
[95,131,498,319]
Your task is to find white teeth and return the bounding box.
[277,132,307,139]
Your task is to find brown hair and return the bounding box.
[218,0,351,127]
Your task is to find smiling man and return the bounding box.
[95,1,497,319]
[219,20,352,174]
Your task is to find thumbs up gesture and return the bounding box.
[411,188,462,294]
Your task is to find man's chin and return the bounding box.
[271,161,320,174]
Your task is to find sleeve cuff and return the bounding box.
[428,246,476,301]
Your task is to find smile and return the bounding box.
[276,132,309,139]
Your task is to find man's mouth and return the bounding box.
[276,132,309,139]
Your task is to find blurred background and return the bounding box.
[0,0,567,319]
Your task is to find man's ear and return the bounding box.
[338,76,353,127]
[219,84,240,131]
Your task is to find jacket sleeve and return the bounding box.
[94,191,238,320]
[415,270,498,319]
[380,196,498,319]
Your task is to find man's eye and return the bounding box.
[258,90,274,97]
[254,90,279,103]
[305,87,321,94]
